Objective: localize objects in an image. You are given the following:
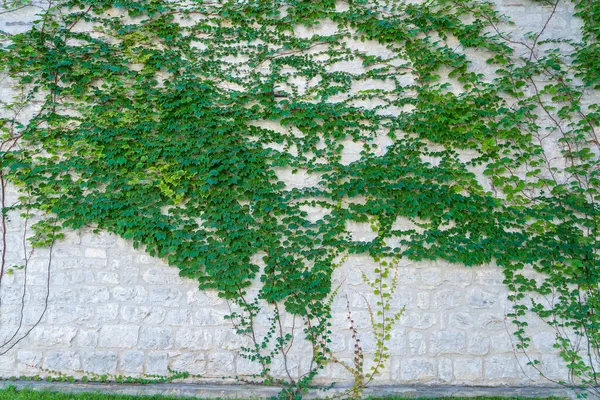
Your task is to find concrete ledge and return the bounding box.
[0,380,582,399]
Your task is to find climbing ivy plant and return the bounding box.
[1,0,600,397]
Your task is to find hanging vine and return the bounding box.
[1,0,600,397]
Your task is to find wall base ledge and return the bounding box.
[0,380,584,399]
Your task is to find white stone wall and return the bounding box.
[0,0,588,388]
[0,184,569,385]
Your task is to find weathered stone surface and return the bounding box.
[402,312,437,329]
[408,331,427,355]
[82,351,117,374]
[467,288,497,309]
[420,269,443,288]
[97,272,119,285]
[532,332,557,353]
[146,352,169,375]
[111,286,148,303]
[17,351,42,370]
[138,327,173,350]
[438,357,453,382]
[192,309,229,326]
[79,286,110,303]
[484,356,517,380]
[75,329,99,348]
[175,328,212,351]
[84,248,107,259]
[165,309,191,326]
[215,330,249,351]
[99,326,139,348]
[120,305,165,324]
[0,353,16,375]
[148,288,182,307]
[467,332,490,355]
[47,304,93,324]
[399,358,436,381]
[449,312,474,329]
[433,290,463,310]
[235,356,264,376]
[45,351,81,371]
[453,358,483,381]
[170,353,206,375]
[120,351,144,373]
[96,303,120,324]
[31,326,77,347]
[207,352,235,375]
[431,331,465,355]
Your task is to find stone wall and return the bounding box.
[0,184,569,385]
[0,0,587,389]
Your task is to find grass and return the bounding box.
[0,386,567,400]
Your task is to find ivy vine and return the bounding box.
[1,0,600,397]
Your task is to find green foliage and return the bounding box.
[1,0,600,397]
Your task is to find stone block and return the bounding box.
[146,352,169,375]
[539,354,569,380]
[99,325,139,348]
[143,268,181,285]
[45,351,81,371]
[79,286,110,303]
[192,309,229,327]
[47,304,93,325]
[532,331,556,353]
[449,312,474,329]
[84,248,107,259]
[186,290,224,306]
[75,329,98,349]
[408,331,427,355]
[484,356,517,380]
[453,358,483,381]
[271,354,299,379]
[467,288,497,309]
[120,305,165,324]
[111,286,148,303]
[0,353,16,375]
[121,267,139,285]
[433,290,463,310]
[17,351,42,370]
[490,332,514,352]
[399,358,436,381]
[215,329,249,351]
[401,312,437,329]
[97,272,119,285]
[442,269,473,286]
[431,331,466,355]
[477,313,506,330]
[82,351,117,375]
[207,352,235,376]
[165,309,191,326]
[48,287,78,304]
[81,231,117,247]
[31,326,77,347]
[148,288,181,307]
[438,357,453,382]
[170,353,206,375]
[175,328,212,351]
[138,326,173,350]
[420,269,443,288]
[416,292,430,309]
[467,332,490,355]
[96,303,119,324]
[120,351,144,373]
